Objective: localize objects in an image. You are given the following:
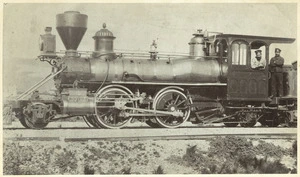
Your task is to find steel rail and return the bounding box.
[3,127,297,142]
[3,133,296,142]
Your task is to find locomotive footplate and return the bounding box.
[269,96,297,105]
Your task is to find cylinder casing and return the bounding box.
[62,88,95,115]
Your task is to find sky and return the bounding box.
[2,3,298,96]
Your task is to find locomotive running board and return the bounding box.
[17,67,66,100]
[112,81,227,86]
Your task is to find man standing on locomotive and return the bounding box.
[251,50,266,69]
[269,48,284,97]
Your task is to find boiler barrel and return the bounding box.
[90,58,227,83]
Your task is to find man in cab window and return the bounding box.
[251,50,266,69]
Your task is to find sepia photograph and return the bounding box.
[2,2,298,175]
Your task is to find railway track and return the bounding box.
[3,121,296,130]
[3,128,297,142]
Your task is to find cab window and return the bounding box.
[231,41,247,65]
[213,39,228,63]
[250,41,267,70]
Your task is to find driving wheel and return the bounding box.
[153,89,191,128]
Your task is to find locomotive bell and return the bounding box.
[189,29,206,58]
[56,11,88,56]
[92,23,116,59]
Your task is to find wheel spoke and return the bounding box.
[97,109,113,117]
[174,94,180,104]
[176,100,186,107]
[177,107,187,110]
[113,113,117,125]
[164,116,172,122]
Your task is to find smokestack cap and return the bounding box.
[56,11,88,50]
[56,11,87,27]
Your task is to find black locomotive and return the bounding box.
[12,11,297,129]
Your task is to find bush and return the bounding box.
[84,165,95,175]
[3,137,296,174]
[240,157,289,173]
[153,165,164,174]
[179,136,296,174]
[3,142,52,175]
[292,140,297,157]
[120,167,131,174]
[53,148,78,174]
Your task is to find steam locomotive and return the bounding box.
[12,11,297,129]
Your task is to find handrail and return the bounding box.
[55,50,221,60]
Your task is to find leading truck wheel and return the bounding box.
[95,87,134,129]
[15,112,30,128]
[24,117,49,129]
[23,103,50,129]
[154,89,191,128]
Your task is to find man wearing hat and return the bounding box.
[269,48,284,97]
[251,50,266,69]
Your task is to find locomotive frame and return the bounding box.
[11,11,297,129]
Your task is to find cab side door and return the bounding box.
[227,40,269,101]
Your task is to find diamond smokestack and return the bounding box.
[56,11,88,51]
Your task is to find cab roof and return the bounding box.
[211,34,295,45]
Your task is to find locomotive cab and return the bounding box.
[215,34,296,101]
